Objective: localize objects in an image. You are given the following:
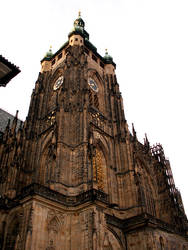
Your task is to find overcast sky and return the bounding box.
[1,0,188,215]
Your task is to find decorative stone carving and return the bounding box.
[0,14,187,250]
[46,239,56,250]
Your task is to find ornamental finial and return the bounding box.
[78,11,81,17]
[44,45,53,58]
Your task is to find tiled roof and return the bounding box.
[0,108,22,133]
[0,55,20,87]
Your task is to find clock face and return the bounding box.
[88,78,98,92]
[53,76,64,90]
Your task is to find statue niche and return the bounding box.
[46,216,62,250]
[4,217,20,250]
[40,132,57,186]
[44,144,56,186]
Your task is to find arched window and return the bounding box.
[137,163,156,216]
[145,186,156,216]
[92,147,107,192]
[40,143,56,186]
[94,94,99,109]
[88,89,99,110]
[89,89,93,106]
[48,91,57,113]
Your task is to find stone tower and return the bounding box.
[0,13,188,250]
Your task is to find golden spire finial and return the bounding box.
[78,11,81,17]
[105,49,108,54]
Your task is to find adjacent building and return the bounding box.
[0,55,20,87]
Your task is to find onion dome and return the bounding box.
[68,12,89,40]
[103,49,113,63]
[41,46,53,62]
[45,46,53,58]
[73,11,85,31]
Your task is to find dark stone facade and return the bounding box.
[0,14,187,250]
[0,55,20,87]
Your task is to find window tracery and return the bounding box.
[94,94,99,109]
[92,148,107,191]
[136,162,156,216]
[88,89,99,109]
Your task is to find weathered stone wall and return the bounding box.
[126,228,188,250]
[0,197,127,250]
[0,15,188,249]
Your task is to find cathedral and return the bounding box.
[0,13,188,249]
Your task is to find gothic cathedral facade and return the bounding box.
[0,14,188,249]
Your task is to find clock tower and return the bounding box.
[0,13,187,250]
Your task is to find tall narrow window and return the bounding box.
[94,94,99,109]
[88,90,99,110]
[89,90,93,106]
[92,148,107,192]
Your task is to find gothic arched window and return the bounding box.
[88,89,99,110]
[45,145,56,185]
[94,94,99,109]
[136,162,156,216]
[92,147,107,192]
[89,89,93,106]
[40,141,56,186]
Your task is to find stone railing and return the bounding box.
[0,183,109,209]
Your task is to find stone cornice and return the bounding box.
[106,213,188,237]
[0,183,109,210]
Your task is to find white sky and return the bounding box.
[0,0,188,215]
